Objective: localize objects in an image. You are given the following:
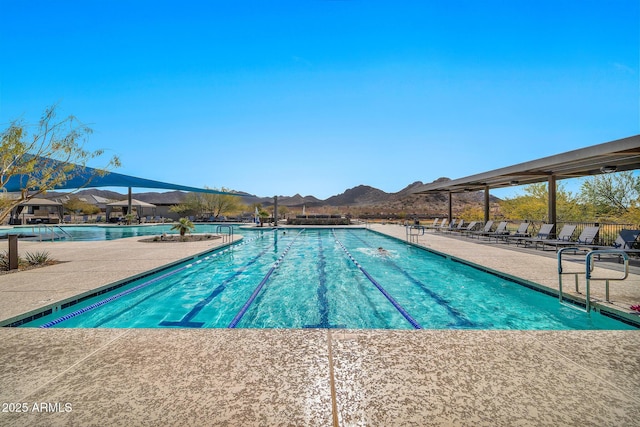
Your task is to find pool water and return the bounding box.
[4,224,240,241]
[24,228,636,330]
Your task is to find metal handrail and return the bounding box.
[557,247,630,313]
[34,224,71,241]
[585,249,629,313]
[406,225,425,243]
[216,225,233,243]
[557,247,587,309]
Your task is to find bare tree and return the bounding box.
[0,105,120,223]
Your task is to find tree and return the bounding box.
[0,105,120,223]
[63,197,100,215]
[258,209,270,227]
[499,182,583,222]
[197,187,243,219]
[578,171,640,218]
[169,192,202,217]
[170,217,195,236]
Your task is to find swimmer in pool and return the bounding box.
[377,247,389,256]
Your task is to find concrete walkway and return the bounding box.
[0,226,639,426]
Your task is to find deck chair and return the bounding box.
[437,219,456,233]
[444,219,466,233]
[425,218,441,230]
[513,223,555,248]
[458,221,480,236]
[467,221,494,239]
[528,224,576,250]
[500,222,531,243]
[480,221,510,241]
[542,225,599,251]
[582,229,640,261]
[585,229,640,250]
[430,218,448,232]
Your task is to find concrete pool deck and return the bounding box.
[1,225,639,426]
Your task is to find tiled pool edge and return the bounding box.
[368,228,640,328]
[0,237,242,327]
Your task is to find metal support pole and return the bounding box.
[484,186,490,223]
[273,196,278,227]
[8,234,18,270]
[548,175,557,237]
[128,187,133,219]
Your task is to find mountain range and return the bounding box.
[52,177,499,214]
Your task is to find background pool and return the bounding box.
[2,223,242,241]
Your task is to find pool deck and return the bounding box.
[1,225,639,426]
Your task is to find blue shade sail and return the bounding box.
[3,156,241,196]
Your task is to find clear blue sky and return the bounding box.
[1,1,638,199]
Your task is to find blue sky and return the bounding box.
[1,1,638,199]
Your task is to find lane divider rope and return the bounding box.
[332,229,422,330]
[228,229,305,328]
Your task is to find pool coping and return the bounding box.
[0,236,242,327]
[5,225,639,329]
[368,224,640,327]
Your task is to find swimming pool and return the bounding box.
[1,223,241,241]
[22,228,636,330]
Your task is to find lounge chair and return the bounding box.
[425,218,441,230]
[436,219,456,233]
[513,223,555,248]
[497,222,531,243]
[582,229,640,257]
[467,221,494,239]
[430,218,448,232]
[444,219,466,234]
[478,221,509,240]
[542,225,599,251]
[457,221,480,236]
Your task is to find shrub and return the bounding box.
[0,251,24,271]
[24,251,53,265]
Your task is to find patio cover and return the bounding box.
[411,134,640,225]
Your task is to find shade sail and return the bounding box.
[2,157,242,196]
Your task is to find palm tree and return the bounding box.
[171,217,195,236]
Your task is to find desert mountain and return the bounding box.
[47,177,499,214]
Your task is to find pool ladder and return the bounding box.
[216,225,234,244]
[406,225,425,243]
[33,224,73,241]
[557,247,629,313]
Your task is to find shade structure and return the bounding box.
[412,134,640,195]
[10,198,64,225]
[411,134,640,226]
[2,156,242,196]
[105,199,156,221]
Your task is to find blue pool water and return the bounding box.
[2,223,240,241]
[23,228,636,330]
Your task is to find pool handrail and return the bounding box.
[557,247,630,313]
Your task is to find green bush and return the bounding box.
[0,250,54,271]
[0,251,24,271]
[24,251,53,265]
